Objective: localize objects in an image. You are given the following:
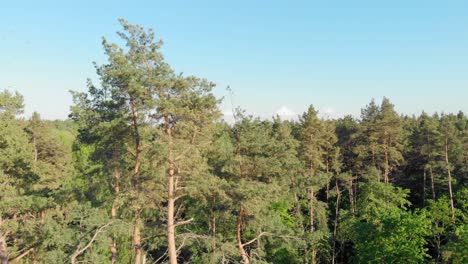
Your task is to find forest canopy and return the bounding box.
[0,19,466,264]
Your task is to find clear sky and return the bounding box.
[1,0,467,120]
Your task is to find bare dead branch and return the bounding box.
[9,247,34,263]
[242,232,269,247]
[70,221,113,264]
[174,194,187,202]
[174,218,194,227]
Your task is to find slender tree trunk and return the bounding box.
[429,166,436,201]
[40,211,45,225]
[340,242,345,264]
[212,216,216,235]
[237,206,249,264]
[31,135,43,260]
[130,100,143,264]
[165,114,178,264]
[0,234,9,264]
[133,216,142,264]
[32,136,38,169]
[167,170,177,264]
[348,178,355,214]
[423,170,426,207]
[291,176,304,229]
[332,180,341,264]
[209,205,216,236]
[110,161,120,264]
[371,146,376,169]
[236,130,244,179]
[444,139,455,218]
[309,160,315,233]
[109,237,117,264]
[383,134,390,184]
[294,192,304,229]
[326,159,330,201]
[354,181,358,213]
[235,127,249,264]
[309,188,315,232]
[436,232,441,263]
[111,167,120,219]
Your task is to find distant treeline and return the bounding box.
[0,19,466,264]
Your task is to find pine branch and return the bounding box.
[242,232,302,247]
[242,232,269,247]
[174,218,194,227]
[70,221,113,264]
[9,247,34,262]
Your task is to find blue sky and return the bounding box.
[1,0,467,120]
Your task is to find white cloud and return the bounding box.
[274,106,298,120]
[319,106,339,119]
[221,110,236,125]
[322,107,335,114]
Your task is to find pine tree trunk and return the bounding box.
[371,146,376,169]
[236,206,249,264]
[326,159,330,201]
[294,192,304,229]
[40,211,45,224]
[167,169,177,264]
[445,139,455,218]
[110,164,120,264]
[30,135,41,260]
[429,166,436,201]
[209,207,216,236]
[348,178,355,214]
[235,128,249,264]
[133,216,142,264]
[354,182,358,213]
[436,232,441,263]
[32,136,38,168]
[165,114,178,264]
[383,135,390,184]
[236,130,244,179]
[212,216,216,235]
[332,180,341,264]
[290,177,304,229]
[340,243,345,264]
[423,170,426,207]
[0,234,9,264]
[110,238,117,264]
[309,188,315,232]
[311,249,317,264]
[130,100,143,264]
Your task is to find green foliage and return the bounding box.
[354,98,404,181]
[343,179,431,263]
[1,21,467,264]
[0,90,24,117]
[443,224,468,264]
[351,209,430,263]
